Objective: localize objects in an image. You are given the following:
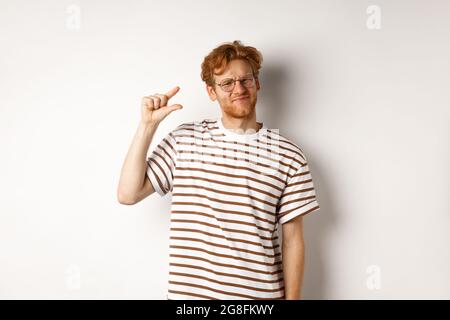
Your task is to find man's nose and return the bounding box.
[233,80,247,93]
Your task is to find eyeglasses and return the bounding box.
[214,74,256,92]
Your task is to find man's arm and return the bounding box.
[117,86,183,205]
[117,122,158,205]
[281,215,305,300]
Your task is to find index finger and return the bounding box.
[165,86,180,99]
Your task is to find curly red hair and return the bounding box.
[200,40,263,87]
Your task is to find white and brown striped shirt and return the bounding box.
[146,117,320,300]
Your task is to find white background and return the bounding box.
[0,0,449,299]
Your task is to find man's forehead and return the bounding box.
[215,69,253,80]
[214,60,253,79]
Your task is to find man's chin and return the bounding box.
[225,109,254,118]
[220,100,256,117]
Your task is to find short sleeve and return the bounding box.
[146,131,177,197]
[276,155,320,224]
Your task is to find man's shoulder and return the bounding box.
[170,117,217,134]
[265,128,308,163]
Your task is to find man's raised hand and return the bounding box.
[141,86,183,126]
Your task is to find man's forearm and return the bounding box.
[117,121,158,203]
[282,240,305,300]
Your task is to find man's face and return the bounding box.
[206,59,260,119]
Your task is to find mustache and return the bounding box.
[232,96,249,101]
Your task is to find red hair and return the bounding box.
[200,40,263,87]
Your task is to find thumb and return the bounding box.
[159,104,183,118]
[167,104,183,112]
[169,103,183,110]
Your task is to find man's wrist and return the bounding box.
[285,294,301,300]
[139,121,159,133]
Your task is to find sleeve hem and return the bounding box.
[278,200,320,225]
[146,164,167,197]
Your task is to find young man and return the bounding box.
[117,40,320,300]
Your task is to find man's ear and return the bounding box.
[206,84,217,101]
[255,77,261,91]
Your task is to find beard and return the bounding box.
[220,96,257,118]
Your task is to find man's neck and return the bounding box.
[220,114,262,134]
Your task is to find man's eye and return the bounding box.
[222,80,233,86]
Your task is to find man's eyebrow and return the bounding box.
[219,73,254,80]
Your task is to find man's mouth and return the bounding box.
[232,96,249,102]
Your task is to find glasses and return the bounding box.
[214,74,256,92]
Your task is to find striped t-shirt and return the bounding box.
[146,117,320,300]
